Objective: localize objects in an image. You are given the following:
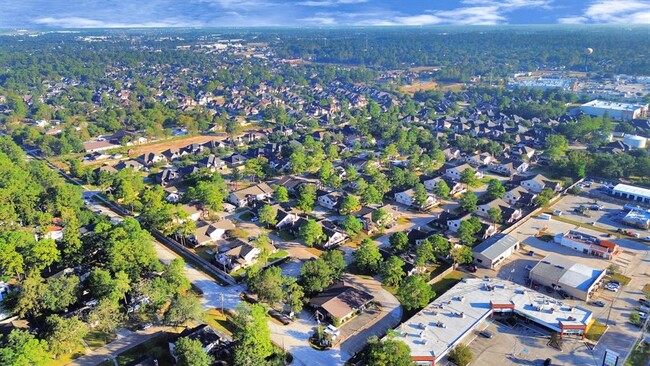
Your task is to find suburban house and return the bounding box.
[180,203,204,222]
[114,160,144,171]
[407,227,435,245]
[422,177,466,197]
[215,241,261,273]
[445,163,482,181]
[520,174,562,193]
[273,206,300,229]
[394,188,440,210]
[198,154,226,171]
[308,281,374,325]
[445,213,473,233]
[223,153,247,167]
[322,226,348,249]
[137,152,166,166]
[504,186,537,206]
[354,205,398,233]
[227,183,274,208]
[477,198,523,223]
[466,152,494,167]
[442,147,461,161]
[189,220,235,247]
[317,191,345,211]
[168,324,230,363]
[491,159,529,176]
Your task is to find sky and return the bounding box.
[2,0,650,28]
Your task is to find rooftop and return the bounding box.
[530,254,604,291]
[472,234,519,261]
[582,100,647,111]
[391,278,592,360]
[613,183,650,199]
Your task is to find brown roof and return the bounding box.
[309,281,374,320]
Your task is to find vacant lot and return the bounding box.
[401,81,438,95]
[126,135,227,156]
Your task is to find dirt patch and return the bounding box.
[401,81,438,95]
[408,66,442,72]
[126,135,227,156]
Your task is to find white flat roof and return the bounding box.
[391,278,592,360]
[582,100,646,111]
[613,183,650,199]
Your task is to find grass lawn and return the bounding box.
[585,321,607,343]
[204,309,238,337]
[344,232,370,249]
[239,212,254,221]
[117,333,176,366]
[626,340,650,366]
[268,249,289,262]
[277,230,296,241]
[609,273,632,286]
[431,270,466,300]
[396,217,410,225]
[304,247,323,257]
[84,330,117,350]
[228,227,250,239]
[193,245,217,262]
[48,343,86,366]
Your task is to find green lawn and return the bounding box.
[84,330,117,350]
[627,340,650,366]
[203,309,238,337]
[609,273,632,286]
[268,250,289,262]
[239,212,254,221]
[117,334,176,366]
[431,270,466,300]
[585,321,607,343]
[48,343,87,366]
[277,230,296,241]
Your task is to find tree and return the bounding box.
[353,238,382,274]
[163,258,191,296]
[486,179,505,199]
[232,304,273,366]
[296,184,316,213]
[283,278,305,315]
[15,274,45,318]
[252,266,284,305]
[0,330,50,366]
[451,245,473,266]
[630,310,641,325]
[299,258,333,294]
[87,268,115,300]
[321,249,346,280]
[534,187,555,207]
[459,191,478,212]
[381,256,405,287]
[460,168,478,186]
[361,185,383,205]
[339,195,361,215]
[45,315,89,358]
[389,232,409,254]
[365,337,414,366]
[290,150,308,175]
[448,344,473,366]
[397,275,434,311]
[342,215,363,236]
[545,134,569,161]
[87,299,123,339]
[274,186,289,203]
[299,219,324,247]
[173,337,213,366]
[371,208,390,228]
[434,180,450,198]
[487,207,502,224]
[42,275,80,313]
[415,240,436,266]
[429,234,451,257]
[413,183,429,208]
[257,204,278,228]
[164,295,203,326]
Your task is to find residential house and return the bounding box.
[227,182,274,208]
[161,148,187,161]
[215,241,261,272]
[322,225,348,248]
[491,159,529,176]
[466,152,494,167]
[510,145,536,159]
[180,203,204,222]
[156,168,180,186]
[317,191,345,211]
[407,227,435,245]
[354,205,398,233]
[168,324,230,362]
[394,188,439,210]
[477,198,523,223]
[520,174,561,193]
[422,177,467,197]
[308,281,374,324]
[504,186,537,206]
[442,148,461,161]
[114,160,144,172]
[445,163,482,181]
[223,153,247,167]
[137,152,166,166]
[189,220,235,247]
[198,154,226,171]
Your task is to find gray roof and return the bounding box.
[472,234,519,261]
[530,254,604,291]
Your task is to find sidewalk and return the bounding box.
[66,327,167,366]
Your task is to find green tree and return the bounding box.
[342,215,363,236]
[459,191,478,212]
[397,275,434,311]
[321,249,346,280]
[353,238,382,274]
[545,134,569,161]
[299,258,333,294]
[460,168,478,186]
[42,275,80,313]
[413,183,429,208]
[87,268,115,300]
[429,234,451,257]
[283,277,305,315]
[365,337,414,366]
[296,184,317,213]
[339,195,361,215]
[232,304,273,366]
[448,344,473,366]
[361,185,383,205]
[415,240,436,266]
[534,187,555,207]
[299,219,324,247]
[252,266,284,305]
[0,330,50,366]
[458,219,480,246]
[487,207,502,224]
[163,258,191,296]
[15,274,45,318]
[45,315,89,359]
[164,295,203,326]
[290,150,308,175]
[486,179,505,199]
[274,186,289,203]
[257,204,278,228]
[389,232,409,254]
[174,337,213,366]
[381,256,405,287]
[434,180,450,198]
[87,298,123,339]
[451,245,473,266]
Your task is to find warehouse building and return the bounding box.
[612,183,650,204]
[622,208,650,229]
[580,100,648,120]
[529,254,606,301]
[554,230,618,259]
[472,234,520,269]
[389,278,593,366]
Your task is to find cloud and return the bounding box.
[392,6,506,26]
[462,0,553,9]
[559,0,650,24]
[298,0,367,7]
[33,16,204,28]
[299,16,338,24]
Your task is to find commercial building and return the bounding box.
[623,134,648,149]
[612,183,650,204]
[622,208,650,229]
[580,100,648,121]
[529,254,606,301]
[554,230,618,259]
[390,278,593,366]
[472,234,520,269]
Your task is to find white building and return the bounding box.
[529,254,606,301]
[580,100,648,121]
[394,189,439,210]
[554,230,618,259]
[445,163,482,181]
[472,234,520,269]
[623,134,647,149]
[612,183,650,204]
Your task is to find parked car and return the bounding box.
[640,298,650,306]
[544,358,553,366]
[525,264,534,271]
[592,300,606,307]
[644,236,650,242]
[479,330,493,338]
[605,285,619,292]
[528,250,535,256]
[466,264,477,273]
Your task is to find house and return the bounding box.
[198,154,226,171]
[156,168,180,186]
[354,205,398,233]
[445,213,472,233]
[422,177,467,197]
[308,281,374,324]
[114,160,144,172]
[317,191,345,211]
[274,207,300,229]
[322,225,348,248]
[223,153,247,167]
[407,227,434,245]
[137,152,166,166]
[161,148,187,161]
[189,220,235,247]
[180,203,204,222]
[215,241,261,272]
[442,148,461,161]
[169,324,230,362]
[466,152,494,167]
[41,226,64,241]
[520,174,561,193]
[510,145,536,159]
[82,140,119,153]
[504,186,537,206]
[394,188,439,210]
[477,198,523,223]
[491,159,529,176]
[227,183,274,208]
[445,163,482,181]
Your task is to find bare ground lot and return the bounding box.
[125,135,227,156]
[400,81,438,95]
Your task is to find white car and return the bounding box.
[640,312,648,320]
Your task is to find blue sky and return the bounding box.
[2,0,650,28]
